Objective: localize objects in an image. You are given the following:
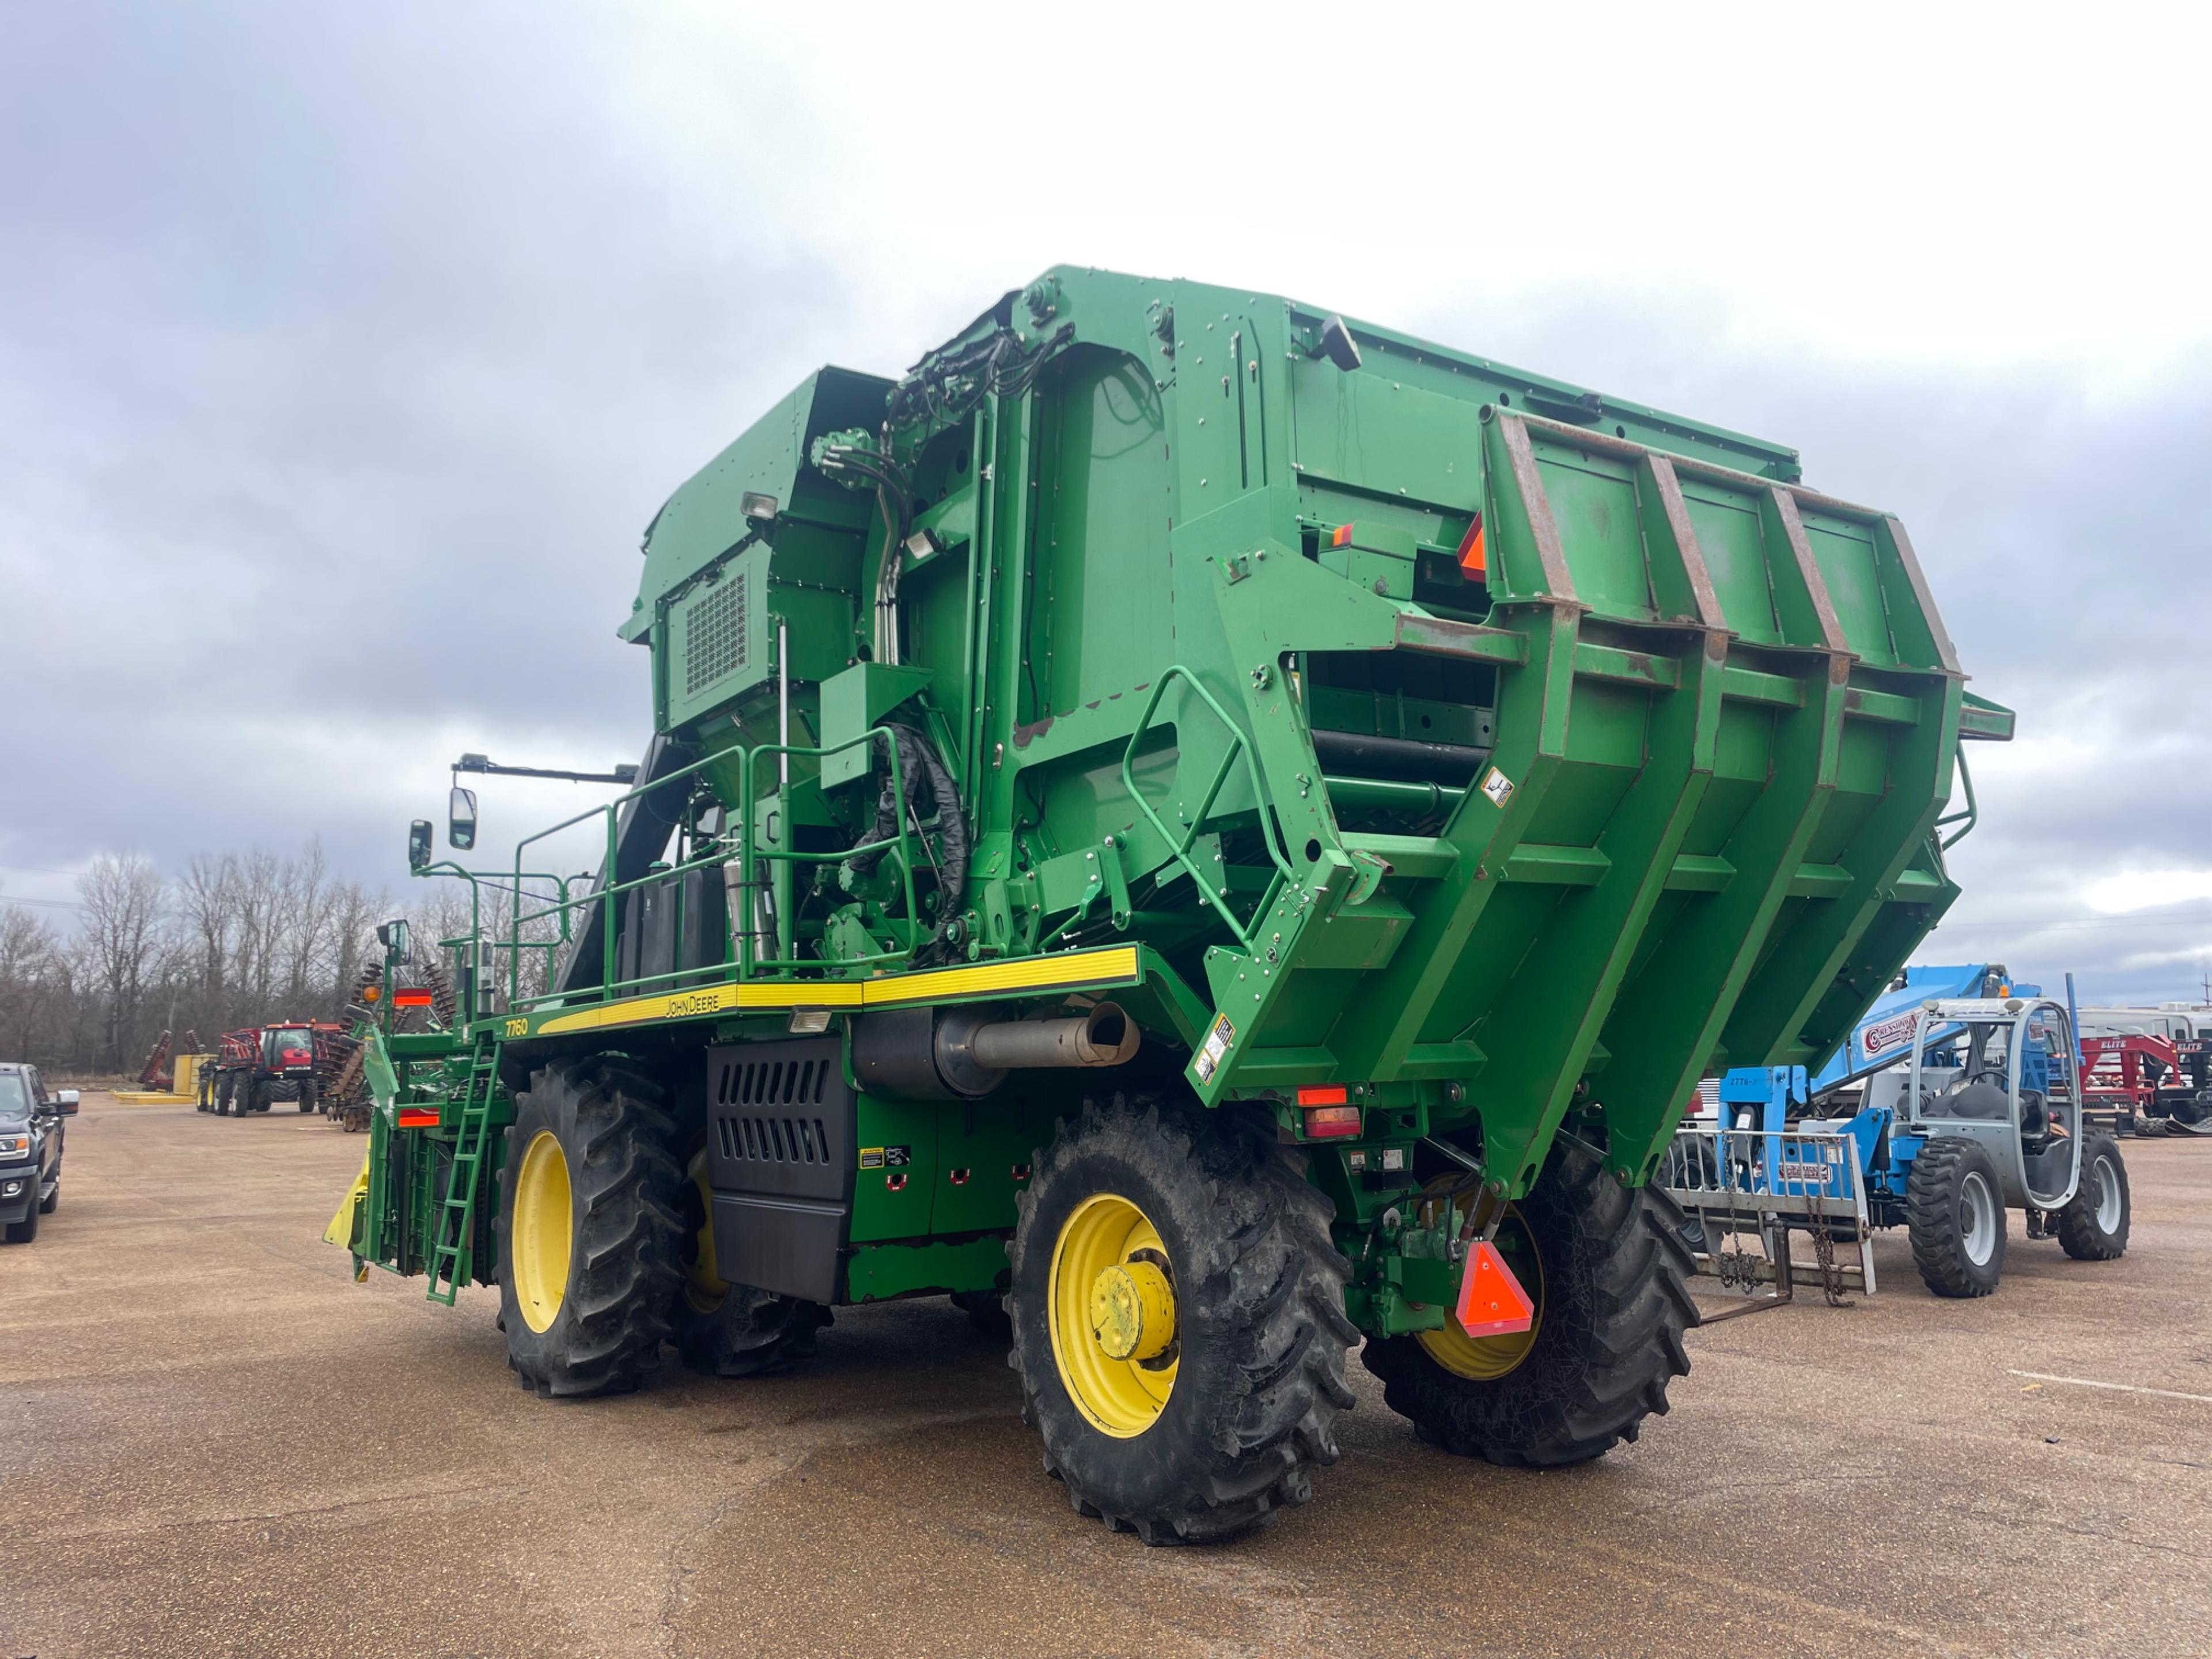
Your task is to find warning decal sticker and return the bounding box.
[1479,766,1516,809]
[1194,1012,1237,1084]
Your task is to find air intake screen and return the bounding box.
[684,575,747,699]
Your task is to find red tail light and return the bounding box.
[393,988,434,1008]
[1302,1105,1362,1138]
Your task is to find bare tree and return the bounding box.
[0,899,62,1060]
[78,853,166,1069]
[175,853,236,1027]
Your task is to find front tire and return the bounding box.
[1907,1137,2006,1297]
[2056,1132,2130,1260]
[495,1056,684,1398]
[1007,1094,1356,1544]
[1363,1138,1696,1466]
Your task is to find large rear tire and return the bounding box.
[1007,1094,1356,1544]
[2055,1132,2130,1260]
[1907,1136,2006,1297]
[672,1149,829,1376]
[1363,1138,1696,1466]
[495,1056,684,1398]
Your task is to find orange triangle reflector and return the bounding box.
[1455,1238,1535,1337]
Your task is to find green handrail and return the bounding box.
[1117,665,1289,952]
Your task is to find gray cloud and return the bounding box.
[5,5,2207,1009]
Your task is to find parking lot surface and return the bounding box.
[3,1094,2209,1658]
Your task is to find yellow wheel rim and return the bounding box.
[684,1149,731,1316]
[512,1130,574,1334]
[1415,1184,1545,1382]
[1048,1192,1179,1437]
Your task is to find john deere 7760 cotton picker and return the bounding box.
[328,268,2013,1541]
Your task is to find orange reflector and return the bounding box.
[1455,512,1486,578]
[392,988,434,1007]
[361,986,381,1002]
[397,1108,441,1129]
[1296,1085,1349,1107]
[1304,1104,1362,1138]
[1456,1239,1536,1337]
[1330,522,1353,548]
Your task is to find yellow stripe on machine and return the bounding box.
[529,946,1142,1037]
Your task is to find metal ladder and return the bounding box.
[426,1043,501,1305]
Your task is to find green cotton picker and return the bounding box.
[324,267,2013,1543]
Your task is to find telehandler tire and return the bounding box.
[1363,1138,1695,1467]
[1006,1094,1356,1545]
[2055,1132,2130,1260]
[672,1149,829,1377]
[1907,1135,2006,1296]
[495,1055,684,1399]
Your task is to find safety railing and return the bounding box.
[1117,665,1291,952]
[433,727,927,1013]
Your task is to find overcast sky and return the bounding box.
[3,2,2208,1004]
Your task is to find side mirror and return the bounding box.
[52,1089,78,1116]
[376,918,411,960]
[449,786,479,852]
[408,819,433,871]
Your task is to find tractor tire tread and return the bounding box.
[1361,1139,1695,1467]
[2054,1131,2130,1261]
[1906,1135,2006,1297]
[1007,1094,1354,1545]
[496,1056,684,1399]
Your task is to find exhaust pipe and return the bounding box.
[853,1002,1142,1101]
[967,1002,1139,1071]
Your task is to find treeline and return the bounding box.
[0,844,578,1074]
[0,843,390,1074]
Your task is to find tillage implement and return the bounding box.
[326,268,2013,1541]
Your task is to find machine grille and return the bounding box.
[704,1037,850,1203]
[684,575,747,698]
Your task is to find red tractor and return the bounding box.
[199,1022,336,1116]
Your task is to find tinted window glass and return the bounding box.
[0,1074,28,1116]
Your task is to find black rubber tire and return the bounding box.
[671,1149,831,1377]
[952,1289,1013,1340]
[297,1083,317,1115]
[1363,1138,1696,1467]
[243,1078,264,1114]
[1007,1094,1357,1544]
[4,1200,36,1244]
[1906,1137,2007,1297]
[2055,1132,2130,1261]
[676,1284,831,1377]
[38,1176,58,1215]
[214,1074,232,1116]
[495,1056,685,1399]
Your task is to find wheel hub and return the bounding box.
[512,1129,574,1334]
[1047,1192,1180,1437]
[1088,1260,1176,1361]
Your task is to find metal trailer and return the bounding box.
[324,267,2012,1542]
